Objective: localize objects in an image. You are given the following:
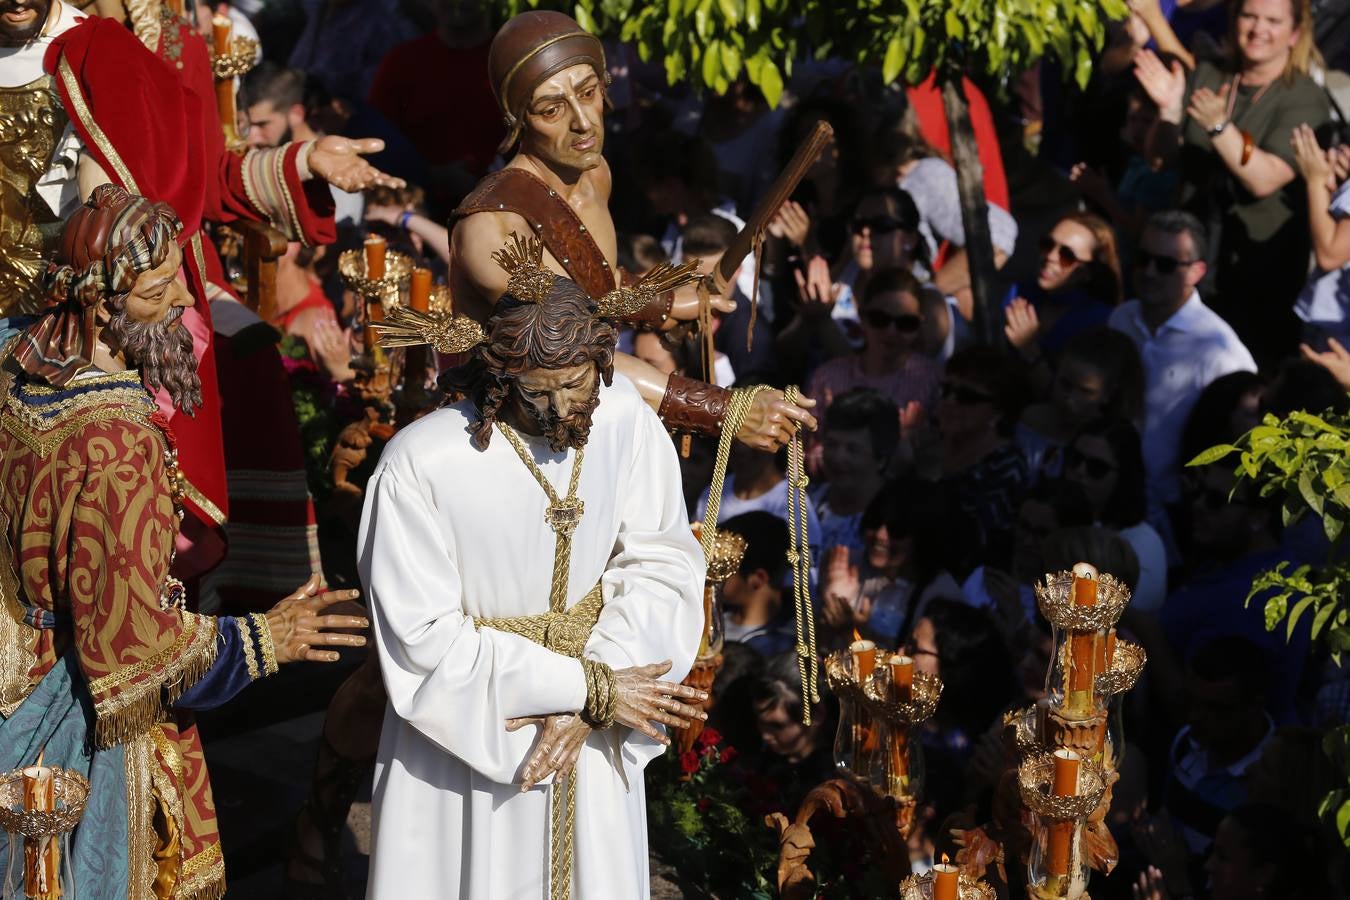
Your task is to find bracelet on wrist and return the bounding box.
[398,210,413,230]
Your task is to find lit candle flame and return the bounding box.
[851,627,862,644]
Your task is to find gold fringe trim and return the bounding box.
[177,842,225,899]
[92,614,219,749]
[125,733,157,899]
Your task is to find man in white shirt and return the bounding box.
[1108,211,1256,526]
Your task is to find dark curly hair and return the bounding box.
[441,278,617,449]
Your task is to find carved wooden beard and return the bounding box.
[104,305,202,415]
[513,374,601,453]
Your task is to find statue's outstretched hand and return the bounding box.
[735,389,818,451]
[265,573,366,664]
[308,136,406,193]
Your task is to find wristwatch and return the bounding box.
[1208,119,1229,137]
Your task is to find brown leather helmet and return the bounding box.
[488,11,606,149]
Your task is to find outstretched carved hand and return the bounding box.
[613,661,708,743]
[308,136,406,193]
[265,574,367,664]
[510,713,592,792]
[735,389,818,451]
[670,275,737,322]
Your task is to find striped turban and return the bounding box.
[13,184,183,387]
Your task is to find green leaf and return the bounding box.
[1264,593,1289,631]
[720,41,741,80]
[756,56,783,107]
[1290,410,1335,432]
[1187,444,1239,467]
[1286,595,1316,639]
[944,7,964,40]
[745,0,759,29]
[574,3,597,33]
[1299,470,1326,517]
[882,33,904,84]
[702,37,722,87]
[715,0,739,26]
[1327,512,1345,544]
[1311,601,1338,639]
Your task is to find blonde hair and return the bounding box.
[1227,0,1323,80]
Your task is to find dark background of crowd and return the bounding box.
[203,0,1350,896]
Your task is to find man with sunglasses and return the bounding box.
[1107,210,1255,537]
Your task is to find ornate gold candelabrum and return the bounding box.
[208,32,258,154]
[1006,561,1144,892]
[672,525,747,757]
[900,863,998,900]
[339,247,413,379]
[825,645,941,836]
[1018,751,1107,900]
[0,765,89,899]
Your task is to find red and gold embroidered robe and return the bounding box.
[0,369,249,899]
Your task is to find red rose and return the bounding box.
[679,751,700,776]
[697,727,722,748]
[719,746,738,764]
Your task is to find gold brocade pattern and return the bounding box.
[0,75,69,316]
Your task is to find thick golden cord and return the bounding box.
[699,385,769,561]
[493,421,590,900]
[783,386,819,722]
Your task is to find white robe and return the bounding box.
[359,374,706,899]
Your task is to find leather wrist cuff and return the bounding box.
[657,373,731,437]
[627,289,675,329]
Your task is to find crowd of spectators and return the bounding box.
[220,0,1350,895]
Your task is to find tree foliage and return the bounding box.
[490,0,1129,107]
[1190,408,1350,848]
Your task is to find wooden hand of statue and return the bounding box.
[331,419,375,495]
[736,389,818,451]
[265,574,367,664]
[308,136,407,193]
[612,661,709,743]
[509,713,592,792]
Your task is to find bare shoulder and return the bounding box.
[452,208,532,299]
[589,157,612,199]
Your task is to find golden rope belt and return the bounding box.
[699,386,819,723]
[480,421,609,900]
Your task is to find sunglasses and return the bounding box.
[1064,446,1117,480]
[864,309,922,332]
[1038,235,1089,267]
[850,216,909,236]
[1134,249,1198,275]
[939,382,995,406]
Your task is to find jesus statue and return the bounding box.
[358,236,711,898]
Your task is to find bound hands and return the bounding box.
[307,137,406,193]
[511,661,709,791]
[265,574,367,664]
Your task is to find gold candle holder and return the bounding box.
[0,766,90,899]
[339,247,412,305]
[1018,751,1107,900]
[1035,566,1131,724]
[900,868,997,900]
[209,34,260,80]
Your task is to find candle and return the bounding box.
[849,639,876,681]
[1047,749,1081,880]
[1106,629,1118,667]
[933,855,958,900]
[1066,563,1099,715]
[889,654,913,701]
[166,0,183,15]
[22,762,59,899]
[363,298,384,352]
[365,235,387,281]
[211,15,231,55]
[410,267,432,313]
